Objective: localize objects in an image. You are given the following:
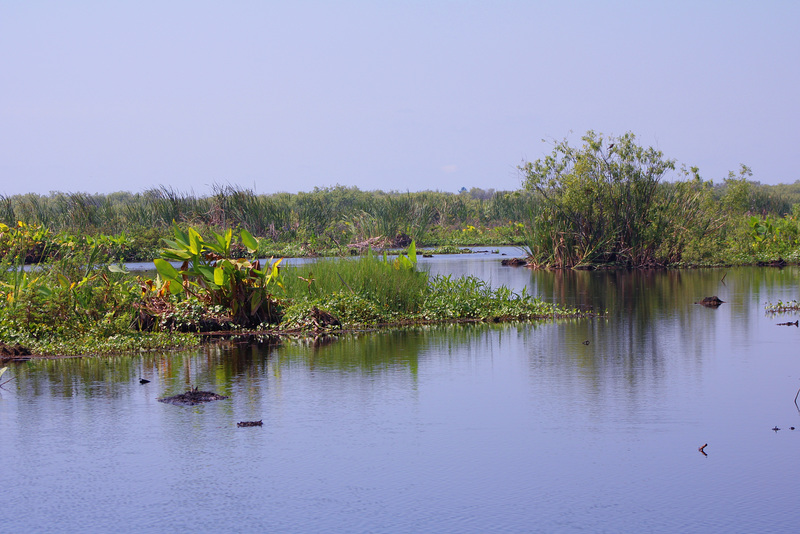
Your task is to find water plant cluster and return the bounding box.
[0,223,582,356]
[765,299,800,313]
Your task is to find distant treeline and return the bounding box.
[2,179,798,238]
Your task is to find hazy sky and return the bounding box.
[2,1,798,196]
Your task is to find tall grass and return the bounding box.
[281,253,429,314]
[0,185,526,242]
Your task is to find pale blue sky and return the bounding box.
[2,1,798,196]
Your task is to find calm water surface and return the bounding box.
[2,253,800,533]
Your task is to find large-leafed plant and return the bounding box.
[152,224,283,327]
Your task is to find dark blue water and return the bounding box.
[2,259,800,533]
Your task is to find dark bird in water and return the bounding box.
[139,378,150,384]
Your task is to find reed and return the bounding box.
[281,251,429,315]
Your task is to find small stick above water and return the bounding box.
[698,443,708,456]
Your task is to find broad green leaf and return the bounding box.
[172,224,190,247]
[161,247,193,261]
[214,266,225,286]
[107,264,129,274]
[250,292,264,315]
[154,259,182,283]
[188,228,202,255]
[196,265,216,283]
[240,229,258,253]
[161,238,183,251]
[407,241,417,264]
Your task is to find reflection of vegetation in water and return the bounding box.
[523,267,800,391]
[8,323,556,395]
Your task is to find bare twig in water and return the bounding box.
[795,388,800,415]
[721,272,727,285]
[698,443,708,456]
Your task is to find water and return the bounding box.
[2,256,800,533]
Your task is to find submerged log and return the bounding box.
[757,258,787,267]
[501,258,528,267]
[237,420,263,427]
[158,388,229,406]
[696,296,725,307]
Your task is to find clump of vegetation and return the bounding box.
[0,222,584,355]
[145,224,284,328]
[0,222,198,355]
[518,131,722,268]
[765,300,800,313]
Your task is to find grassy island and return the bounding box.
[0,223,587,357]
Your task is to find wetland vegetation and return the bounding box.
[3,130,800,355]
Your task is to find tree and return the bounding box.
[519,131,715,268]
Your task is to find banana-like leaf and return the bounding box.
[271,258,284,288]
[161,248,193,261]
[196,265,216,283]
[154,259,182,283]
[241,229,258,253]
[0,367,7,379]
[250,292,264,315]
[222,229,232,254]
[188,228,203,256]
[214,266,225,286]
[107,264,129,274]
[204,231,225,255]
[172,223,188,244]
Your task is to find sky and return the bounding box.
[1,1,798,196]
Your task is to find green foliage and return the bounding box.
[0,186,532,253]
[278,241,581,328]
[0,223,161,354]
[765,299,800,313]
[422,275,576,321]
[281,242,427,317]
[152,224,284,327]
[740,211,800,258]
[519,131,721,268]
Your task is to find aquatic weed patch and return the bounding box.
[421,275,579,321]
[765,299,800,313]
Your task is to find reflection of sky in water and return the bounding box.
[2,265,800,532]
